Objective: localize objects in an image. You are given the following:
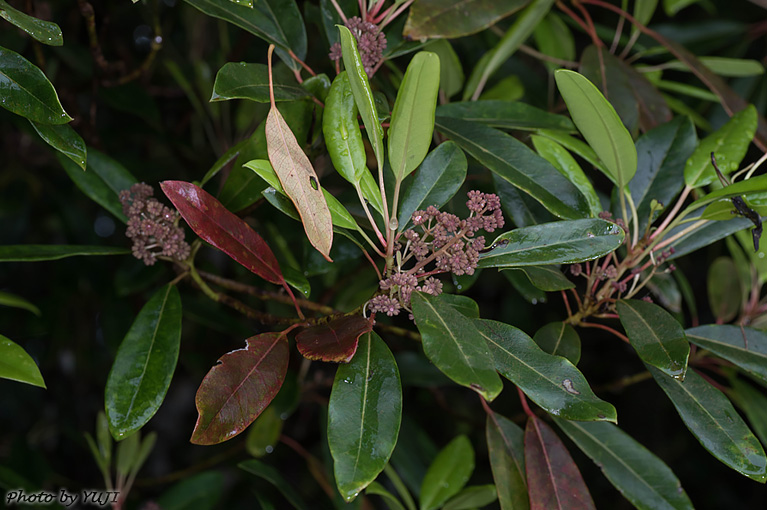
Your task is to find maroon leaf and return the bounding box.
[524,415,595,510]
[161,180,284,286]
[295,315,374,363]
[191,332,289,445]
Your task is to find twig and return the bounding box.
[579,321,630,343]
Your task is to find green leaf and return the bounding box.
[0,0,62,45]
[59,149,138,223]
[531,134,601,216]
[411,293,503,401]
[684,105,757,188]
[505,266,575,292]
[338,25,384,173]
[364,482,406,510]
[0,45,71,124]
[30,121,86,170]
[0,245,129,262]
[552,418,694,510]
[328,332,402,501]
[388,51,440,184]
[0,335,45,388]
[157,471,224,510]
[0,291,40,316]
[323,72,367,184]
[729,378,767,448]
[486,412,528,510]
[419,435,474,510]
[554,69,637,189]
[425,39,464,99]
[437,100,575,132]
[504,269,547,304]
[666,211,755,260]
[533,321,581,365]
[211,63,309,102]
[443,485,497,510]
[535,129,608,175]
[105,285,182,440]
[533,12,575,71]
[116,430,140,475]
[438,293,480,319]
[707,257,742,323]
[478,218,625,269]
[246,406,283,458]
[617,299,690,380]
[647,364,767,482]
[477,319,617,422]
[689,174,767,212]
[403,0,528,40]
[239,459,307,509]
[662,57,765,77]
[183,0,306,71]
[397,141,467,230]
[436,117,590,219]
[493,173,556,228]
[686,325,767,386]
[479,75,524,101]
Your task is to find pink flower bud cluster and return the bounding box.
[119,183,190,266]
[329,16,387,75]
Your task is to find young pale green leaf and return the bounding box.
[647,364,767,482]
[338,25,385,172]
[686,325,767,386]
[478,218,625,269]
[328,332,402,501]
[442,485,497,510]
[552,418,694,510]
[533,321,581,365]
[397,141,467,230]
[239,459,307,509]
[486,412,528,510]
[388,51,440,183]
[707,257,742,323]
[425,39,464,98]
[437,100,575,132]
[156,471,225,510]
[0,335,45,388]
[0,0,62,45]
[403,0,528,40]
[420,435,475,510]
[688,174,767,212]
[411,293,503,401]
[531,134,602,216]
[245,406,283,458]
[116,430,140,475]
[729,378,767,447]
[0,45,71,123]
[436,117,590,219]
[662,56,765,77]
[0,245,129,262]
[210,63,309,102]
[477,319,617,422]
[0,291,41,316]
[364,482,406,510]
[505,266,575,292]
[105,285,182,440]
[323,72,367,184]
[617,299,690,380]
[533,12,575,72]
[554,69,638,188]
[31,121,86,170]
[684,105,757,188]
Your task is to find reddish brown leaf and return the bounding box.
[524,415,595,510]
[295,315,374,363]
[191,332,289,445]
[161,180,284,286]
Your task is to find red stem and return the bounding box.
[561,290,573,318]
[573,0,605,48]
[517,386,536,418]
[579,322,630,343]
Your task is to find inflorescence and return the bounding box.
[119,183,190,266]
[368,191,504,317]
[329,16,387,76]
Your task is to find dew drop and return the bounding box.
[265,445,274,454]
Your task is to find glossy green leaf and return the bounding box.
[389,51,440,183]
[59,149,138,223]
[0,45,71,123]
[531,134,601,216]
[536,129,608,175]
[505,266,575,292]
[403,0,528,40]
[0,245,129,262]
[183,0,306,71]
[478,218,625,269]
[245,406,282,458]
[689,174,767,212]
[477,319,617,422]
[239,459,307,509]
[360,167,385,216]
[323,72,366,184]
[533,12,575,72]
[437,100,575,132]
[617,299,690,380]
[707,257,742,323]
[552,418,694,510]
[729,378,767,447]
[666,211,755,260]
[478,75,525,101]
[436,117,590,219]
[397,141,467,230]
[701,197,767,222]
[493,173,556,227]
[0,335,45,388]
[686,325,767,386]
[31,121,86,170]
[663,57,765,77]
[425,39,464,98]
[505,269,547,304]
[652,364,767,482]
[533,321,581,365]
[0,0,62,45]
[364,481,406,510]
[420,435,474,510]
[338,25,384,172]
[157,471,224,510]
[486,412,528,510]
[0,291,40,316]
[211,63,309,102]
[105,285,181,440]
[439,293,480,319]
[555,69,637,189]
[684,105,757,188]
[411,293,503,401]
[443,485,497,510]
[328,332,402,501]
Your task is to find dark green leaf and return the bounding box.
[617,299,689,380]
[199,137,252,187]
[662,56,765,77]
[0,335,45,388]
[30,121,86,170]
[425,39,464,98]
[533,12,575,71]
[364,482,406,510]
[0,245,129,262]
[411,293,503,401]
[239,459,307,509]
[478,218,625,268]
[319,0,357,47]
[477,319,617,422]
[105,285,182,440]
[729,378,767,447]
[690,174,767,212]
[666,211,755,260]
[505,266,575,292]
[443,485,497,510]
[535,129,608,175]
[328,332,402,501]
[0,291,41,316]
[493,173,556,227]
[686,325,767,386]
[116,431,140,476]
[438,293,480,318]
[504,269,547,304]
[486,412,528,510]
[157,471,225,510]
[707,257,742,323]
[436,101,575,132]
[0,0,62,45]
[246,406,283,458]
[552,418,694,510]
[533,321,581,365]
[211,63,309,102]
[647,364,767,482]
[403,0,528,40]
[419,435,474,510]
